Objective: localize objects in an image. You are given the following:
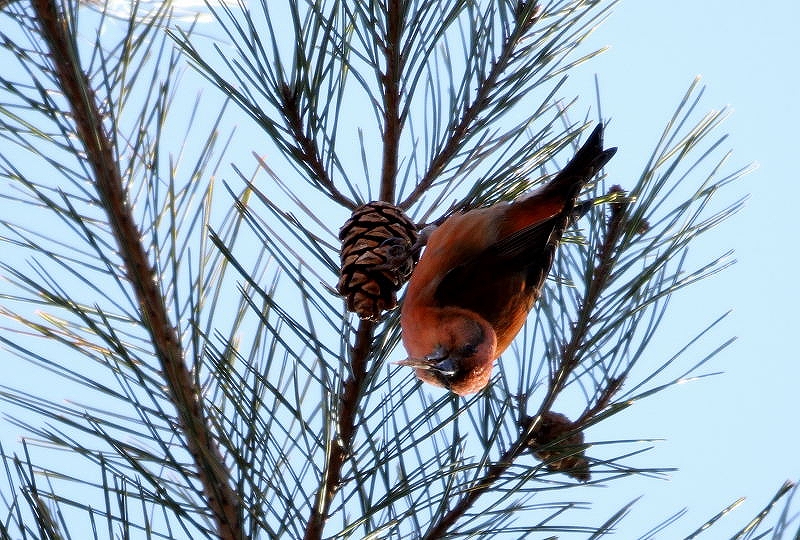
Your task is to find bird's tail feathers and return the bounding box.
[541,123,617,202]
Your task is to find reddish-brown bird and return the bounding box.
[399,124,616,395]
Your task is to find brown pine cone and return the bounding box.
[337,201,419,321]
[521,410,590,481]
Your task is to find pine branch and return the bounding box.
[304,319,375,540]
[379,0,403,203]
[171,2,361,211]
[399,6,540,210]
[278,82,357,210]
[29,1,240,537]
[549,187,631,398]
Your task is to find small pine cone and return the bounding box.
[337,201,418,321]
[521,411,590,481]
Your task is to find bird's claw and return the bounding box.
[371,223,438,281]
[370,237,415,282]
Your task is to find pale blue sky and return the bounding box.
[1,0,797,537]
[568,1,800,535]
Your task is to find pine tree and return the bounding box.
[0,0,796,538]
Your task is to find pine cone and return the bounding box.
[521,411,590,481]
[337,201,419,321]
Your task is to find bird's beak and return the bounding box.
[394,353,456,377]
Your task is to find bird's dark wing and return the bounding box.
[434,123,616,330]
[433,213,565,332]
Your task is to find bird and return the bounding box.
[398,124,616,395]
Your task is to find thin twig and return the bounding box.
[574,375,625,426]
[304,319,375,540]
[422,433,531,540]
[31,1,241,537]
[379,0,403,203]
[279,83,357,210]
[398,10,539,210]
[549,186,630,397]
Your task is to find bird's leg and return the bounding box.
[410,223,436,255]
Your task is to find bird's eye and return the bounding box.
[431,358,456,376]
[458,343,477,357]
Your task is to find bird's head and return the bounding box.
[397,309,497,396]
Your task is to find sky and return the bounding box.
[1,0,798,537]
[566,0,800,536]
